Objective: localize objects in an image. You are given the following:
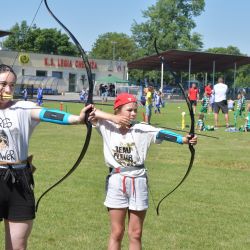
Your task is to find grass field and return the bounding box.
[1,100,249,250]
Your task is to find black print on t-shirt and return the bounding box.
[0,150,15,161]
[0,130,9,148]
[113,144,136,167]
[0,117,12,128]
[0,130,15,161]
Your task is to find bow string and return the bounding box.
[154,39,195,215]
[36,0,94,211]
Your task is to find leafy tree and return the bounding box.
[235,65,250,88]
[90,32,137,61]
[131,0,205,54]
[206,46,242,56]
[3,21,31,51]
[33,29,78,55]
[129,0,205,84]
[3,21,78,56]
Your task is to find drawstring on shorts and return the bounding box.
[122,176,136,198]
[4,166,17,184]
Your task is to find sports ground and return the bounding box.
[1,99,249,249]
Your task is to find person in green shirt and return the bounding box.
[200,92,209,113]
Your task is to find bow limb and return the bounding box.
[43,0,93,105]
[154,39,195,215]
[36,0,94,211]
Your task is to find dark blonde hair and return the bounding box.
[0,64,17,80]
[114,107,121,115]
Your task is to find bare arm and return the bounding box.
[31,104,93,125]
[89,108,130,127]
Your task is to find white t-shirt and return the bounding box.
[213,83,228,102]
[155,95,162,106]
[95,120,161,177]
[210,93,215,104]
[0,101,39,162]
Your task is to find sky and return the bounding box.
[1,0,250,56]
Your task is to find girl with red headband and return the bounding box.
[89,92,197,250]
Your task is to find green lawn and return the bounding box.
[1,100,249,250]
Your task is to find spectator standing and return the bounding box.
[240,89,246,114]
[209,92,215,113]
[227,98,235,111]
[145,86,153,124]
[213,77,229,128]
[204,83,212,97]
[79,88,87,103]
[234,93,243,127]
[200,92,209,114]
[109,83,115,97]
[154,90,163,114]
[244,104,250,132]
[22,87,28,101]
[99,84,104,97]
[100,84,108,103]
[37,86,43,106]
[188,83,199,114]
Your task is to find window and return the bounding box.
[36,70,47,77]
[52,71,63,79]
[69,73,76,92]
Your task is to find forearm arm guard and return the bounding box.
[156,130,183,144]
[39,108,70,125]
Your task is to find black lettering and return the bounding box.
[0,118,12,128]
[7,150,15,160]
[128,155,133,162]
[123,147,131,154]
[0,150,15,161]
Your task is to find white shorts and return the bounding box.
[104,174,148,211]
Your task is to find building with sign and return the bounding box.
[0,50,128,94]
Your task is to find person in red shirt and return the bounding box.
[204,83,213,113]
[205,83,212,97]
[188,83,199,114]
